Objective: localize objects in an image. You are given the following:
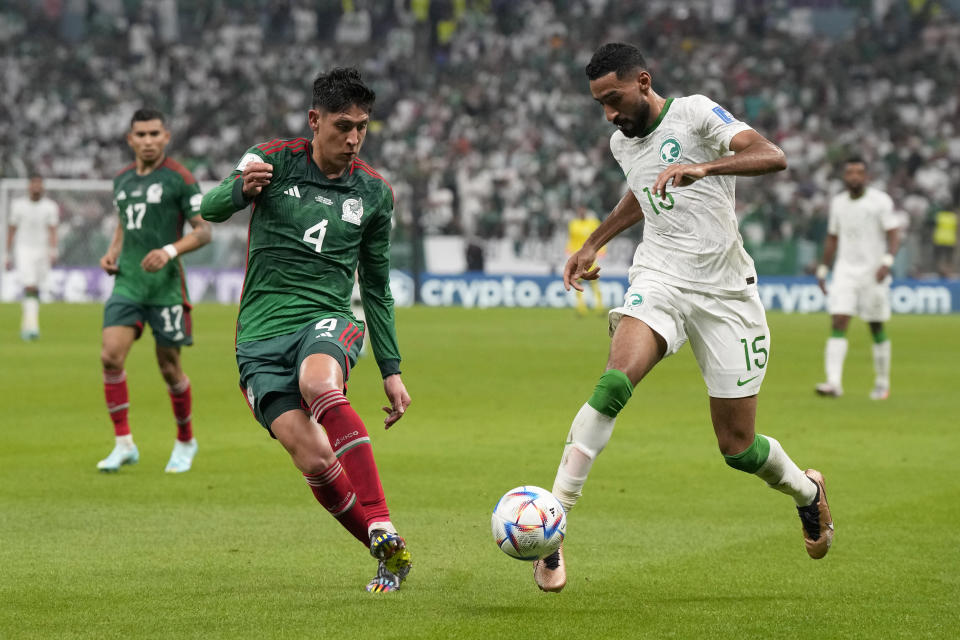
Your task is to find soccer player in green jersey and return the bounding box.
[97,108,211,474]
[200,68,413,593]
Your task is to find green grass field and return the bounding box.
[1,303,958,639]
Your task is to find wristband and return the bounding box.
[162,244,179,259]
[881,253,894,268]
[815,264,829,280]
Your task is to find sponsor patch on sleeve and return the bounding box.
[235,153,263,172]
[190,193,203,212]
[712,105,737,124]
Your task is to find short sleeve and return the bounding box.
[46,202,59,226]
[878,193,899,231]
[180,177,202,217]
[827,196,840,235]
[689,95,753,152]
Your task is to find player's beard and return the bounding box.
[614,99,650,138]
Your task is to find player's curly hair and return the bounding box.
[312,67,376,114]
[585,43,647,81]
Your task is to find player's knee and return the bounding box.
[722,434,770,472]
[586,369,634,418]
[100,349,124,371]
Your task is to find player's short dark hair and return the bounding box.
[312,67,376,114]
[845,155,867,167]
[585,43,648,81]
[130,108,165,127]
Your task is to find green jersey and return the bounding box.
[201,137,401,378]
[112,157,202,305]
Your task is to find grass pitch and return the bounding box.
[1,303,958,639]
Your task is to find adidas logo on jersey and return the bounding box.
[284,186,302,198]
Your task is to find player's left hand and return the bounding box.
[382,374,411,429]
[875,265,890,282]
[652,163,708,198]
[141,248,171,273]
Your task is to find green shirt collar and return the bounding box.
[641,97,673,137]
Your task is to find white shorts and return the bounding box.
[608,275,770,398]
[827,272,891,322]
[15,250,50,288]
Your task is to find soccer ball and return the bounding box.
[491,485,566,560]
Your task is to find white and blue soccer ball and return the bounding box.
[491,485,566,560]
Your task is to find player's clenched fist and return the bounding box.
[242,162,273,199]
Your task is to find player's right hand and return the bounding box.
[100,252,119,275]
[241,162,273,199]
[563,247,600,292]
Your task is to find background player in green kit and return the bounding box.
[97,108,211,474]
[200,68,413,593]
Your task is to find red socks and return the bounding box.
[103,369,131,436]
[309,390,391,526]
[304,461,369,544]
[168,377,193,442]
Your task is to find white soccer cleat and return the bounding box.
[869,386,889,400]
[97,443,140,472]
[165,438,198,473]
[814,382,843,397]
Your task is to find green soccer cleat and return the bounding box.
[369,530,412,584]
[97,443,139,472]
[164,438,198,473]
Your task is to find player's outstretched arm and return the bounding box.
[652,130,787,198]
[564,190,644,291]
[382,374,411,429]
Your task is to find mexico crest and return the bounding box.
[341,197,363,225]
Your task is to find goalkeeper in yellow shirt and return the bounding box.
[567,206,605,314]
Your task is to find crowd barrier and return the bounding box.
[2,269,957,314]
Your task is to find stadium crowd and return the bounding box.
[1,0,958,276]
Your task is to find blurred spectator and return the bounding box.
[0,0,958,276]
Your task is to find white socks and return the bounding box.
[755,436,817,506]
[825,337,848,389]
[873,340,891,389]
[22,296,39,333]
[552,403,616,511]
[116,434,135,448]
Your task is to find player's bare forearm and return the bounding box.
[6,226,15,254]
[174,215,212,255]
[100,223,123,274]
[705,135,787,178]
[886,228,901,257]
[583,190,644,252]
[563,191,643,291]
[820,235,838,268]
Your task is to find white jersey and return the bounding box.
[9,196,58,254]
[827,186,898,281]
[610,94,755,295]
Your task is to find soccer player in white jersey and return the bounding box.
[533,43,834,593]
[6,175,59,340]
[814,157,900,400]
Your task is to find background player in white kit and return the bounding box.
[5,175,59,340]
[815,157,900,400]
[533,43,834,593]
